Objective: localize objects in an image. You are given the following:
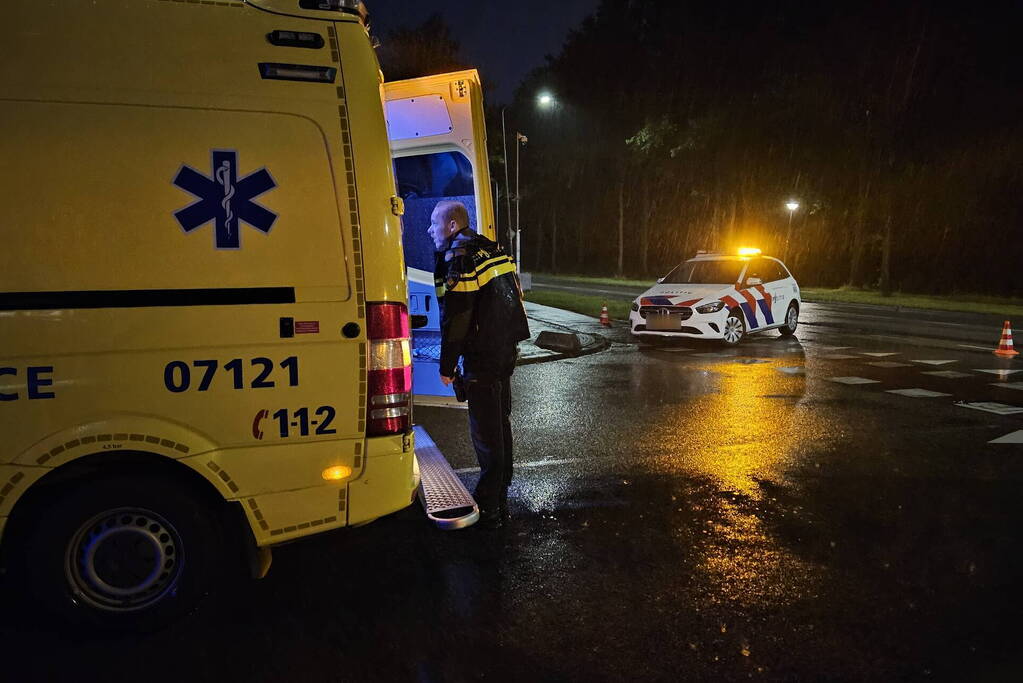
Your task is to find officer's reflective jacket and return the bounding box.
[434,229,530,378]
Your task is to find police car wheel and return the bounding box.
[20,475,221,630]
[779,303,799,336]
[722,310,745,345]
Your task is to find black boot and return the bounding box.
[477,506,504,530]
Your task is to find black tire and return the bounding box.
[721,309,746,346]
[779,302,799,336]
[16,474,223,631]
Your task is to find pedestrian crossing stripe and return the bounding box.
[989,430,1023,444]
[828,376,880,385]
[974,369,1023,378]
[957,401,1023,415]
[886,388,952,398]
[922,370,972,378]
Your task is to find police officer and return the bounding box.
[428,200,530,529]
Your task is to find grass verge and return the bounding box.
[525,289,631,320]
[532,272,652,288]
[799,287,1023,317]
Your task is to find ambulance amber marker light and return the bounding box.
[322,466,352,481]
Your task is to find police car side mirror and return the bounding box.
[746,277,763,286]
[411,314,429,329]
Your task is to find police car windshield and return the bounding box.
[662,259,742,285]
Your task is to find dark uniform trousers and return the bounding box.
[465,371,513,515]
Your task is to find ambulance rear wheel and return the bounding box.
[779,303,799,336]
[721,310,746,346]
[22,474,221,630]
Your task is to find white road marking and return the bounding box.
[866,361,914,368]
[957,401,1023,416]
[828,376,881,385]
[959,344,997,352]
[991,382,1023,391]
[922,370,973,379]
[911,360,958,365]
[777,367,805,375]
[824,354,860,359]
[886,388,952,398]
[990,430,1023,444]
[454,457,587,474]
[735,358,770,364]
[861,352,900,357]
[974,369,1023,378]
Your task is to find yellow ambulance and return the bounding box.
[0,0,485,628]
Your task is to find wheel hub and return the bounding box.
[66,508,183,612]
[724,316,743,343]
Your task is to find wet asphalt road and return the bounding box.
[4,321,1023,682]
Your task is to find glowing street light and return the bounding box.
[784,199,800,261]
[506,92,558,273]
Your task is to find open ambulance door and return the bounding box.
[384,70,496,408]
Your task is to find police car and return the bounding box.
[629,249,801,345]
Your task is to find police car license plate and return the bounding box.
[647,314,682,331]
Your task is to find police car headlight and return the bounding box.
[695,301,726,314]
[631,302,639,312]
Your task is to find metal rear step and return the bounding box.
[413,425,479,530]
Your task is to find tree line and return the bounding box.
[379,2,1022,295]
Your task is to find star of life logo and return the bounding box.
[172,150,277,249]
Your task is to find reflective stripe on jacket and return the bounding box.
[434,230,530,377]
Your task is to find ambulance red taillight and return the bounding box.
[366,302,412,436]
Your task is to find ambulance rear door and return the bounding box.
[383,70,496,407]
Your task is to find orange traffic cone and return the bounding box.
[599,302,611,327]
[994,320,1019,357]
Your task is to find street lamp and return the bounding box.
[502,91,557,273]
[501,109,513,253]
[784,200,800,261]
[515,132,528,271]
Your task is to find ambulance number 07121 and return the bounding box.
[164,356,299,392]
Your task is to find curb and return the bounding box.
[517,315,613,366]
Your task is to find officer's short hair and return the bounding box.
[435,200,469,229]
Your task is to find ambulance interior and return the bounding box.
[393,151,478,399]
[385,71,495,405]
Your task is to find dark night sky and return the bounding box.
[368,0,600,103]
